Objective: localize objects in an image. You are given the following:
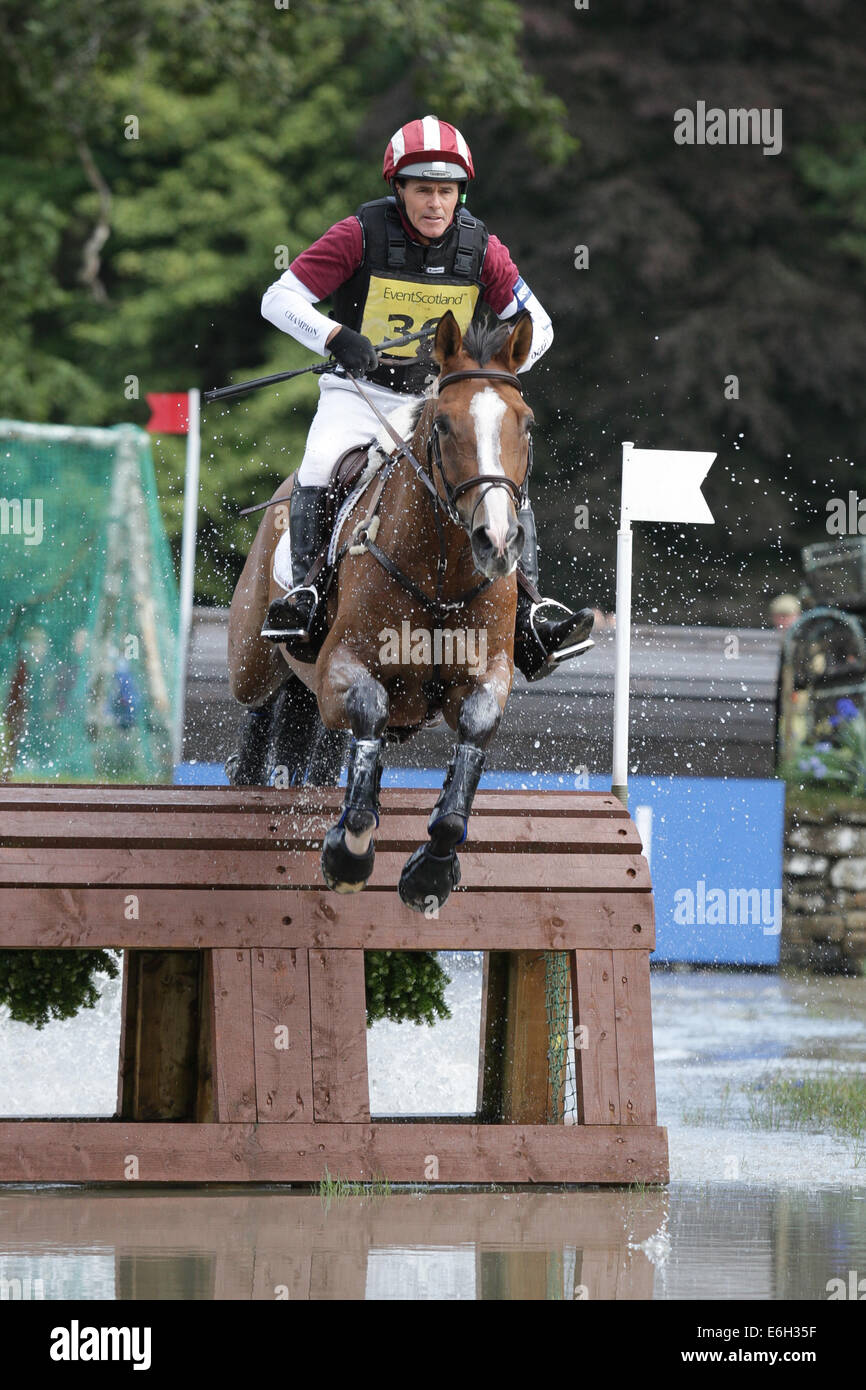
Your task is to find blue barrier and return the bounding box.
[175,763,784,966]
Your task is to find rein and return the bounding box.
[334,367,533,620]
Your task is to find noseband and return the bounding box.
[429,369,533,528]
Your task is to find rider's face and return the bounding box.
[398,179,460,241]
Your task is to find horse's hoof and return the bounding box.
[398,844,461,914]
[321,826,375,893]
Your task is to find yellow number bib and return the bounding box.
[360,275,480,358]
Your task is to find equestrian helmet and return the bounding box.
[383,116,475,184]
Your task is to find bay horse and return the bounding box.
[228,309,534,912]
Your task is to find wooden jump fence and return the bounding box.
[0,784,669,1185]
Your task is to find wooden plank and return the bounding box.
[570,950,620,1124]
[210,949,256,1122]
[308,950,370,1123]
[0,810,641,854]
[501,952,550,1124]
[252,948,313,1122]
[0,785,629,817]
[612,950,658,1126]
[0,888,655,950]
[0,848,651,891]
[0,1120,670,1184]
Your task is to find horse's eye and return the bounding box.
[436,416,451,435]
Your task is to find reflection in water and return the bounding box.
[1,1185,864,1300]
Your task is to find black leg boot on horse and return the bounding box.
[398,685,500,913]
[225,686,281,786]
[513,500,595,682]
[320,672,388,893]
[260,483,331,656]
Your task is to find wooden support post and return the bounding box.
[479,951,568,1124]
[252,947,313,1122]
[211,948,256,1122]
[309,949,370,1123]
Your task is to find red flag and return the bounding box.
[146,392,190,434]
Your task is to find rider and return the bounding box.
[259,115,593,679]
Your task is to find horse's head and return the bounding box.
[430,309,534,580]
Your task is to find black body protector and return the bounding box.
[330,196,490,394]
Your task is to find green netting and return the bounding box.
[544,951,575,1123]
[0,420,179,782]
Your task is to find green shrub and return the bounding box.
[0,950,120,1030]
[364,950,451,1028]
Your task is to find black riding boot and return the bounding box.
[261,484,330,646]
[514,502,595,682]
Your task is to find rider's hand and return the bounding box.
[327,326,379,376]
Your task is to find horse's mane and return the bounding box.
[461,316,512,367]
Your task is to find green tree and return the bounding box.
[0,0,573,602]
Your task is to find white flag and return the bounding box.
[621,443,715,525]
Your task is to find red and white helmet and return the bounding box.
[383,116,475,184]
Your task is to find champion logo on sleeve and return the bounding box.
[513,276,532,306]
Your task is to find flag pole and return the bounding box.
[611,441,634,809]
[173,388,200,769]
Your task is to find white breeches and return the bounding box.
[272,372,425,590]
[295,372,424,485]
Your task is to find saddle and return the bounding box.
[324,442,375,547]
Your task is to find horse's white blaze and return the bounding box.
[469,387,510,551]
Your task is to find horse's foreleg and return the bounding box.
[398,677,506,914]
[318,646,389,893]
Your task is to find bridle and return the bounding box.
[427,369,534,527]
[318,365,534,624]
[347,367,533,529]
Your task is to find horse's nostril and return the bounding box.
[471,525,492,553]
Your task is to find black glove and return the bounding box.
[328,325,379,375]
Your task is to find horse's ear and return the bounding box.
[502,309,533,373]
[433,310,463,365]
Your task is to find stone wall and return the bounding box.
[783,800,866,973]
